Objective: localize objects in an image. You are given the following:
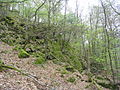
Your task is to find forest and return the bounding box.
[0,0,120,90]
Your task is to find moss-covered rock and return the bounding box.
[67,77,76,83]
[18,49,30,58]
[32,52,45,64]
[34,56,45,64]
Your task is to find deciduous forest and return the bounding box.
[0,0,120,90]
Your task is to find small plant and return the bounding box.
[67,77,76,83]
[18,49,30,58]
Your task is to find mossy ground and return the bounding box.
[67,76,76,83]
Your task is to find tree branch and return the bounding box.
[34,0,46,22]
[0,0,28,3]
[109,1,120,15]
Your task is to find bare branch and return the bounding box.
[108,0,120,15]
[34,0,46,22]
[0,0,29,3]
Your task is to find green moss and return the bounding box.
[32,52,45,64]
[67,77,76,83]
[61,69,69,74]
[34,56,45,64]
[69,55,83,72]
[0,60,4,65]
[57,67,70,75]
[0,60,6,71]
[48,41,83,72]
[18,49,30,58]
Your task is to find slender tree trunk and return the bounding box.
[100,0,115,84]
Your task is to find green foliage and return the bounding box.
[48,40,83,72]
[0,60,6,71]
[65,47,83,72]
[32,52,45,57]
[66,12,78,24]
[61,70,69,74]
[57,68,70,75]
[0,1,119,88]
[0,60,25,74]
[33,56,45,64]
[67,77,76,83]
[33,51,45,64]
[97,82,117,89]
[90,61,104,74]
[48,41,64,61]
[69,55,83,72]
[18,49,30,58]
[13,45,22,51]
[52,59,62,65]
[1,37,15,46]
[0,60,4,65]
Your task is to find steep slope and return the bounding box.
[0,41,109,90]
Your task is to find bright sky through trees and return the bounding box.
[68,0,99,15]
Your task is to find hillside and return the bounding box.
[0,41,101,90]
[0,0,120,90]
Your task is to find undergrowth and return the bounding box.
[0,15,83,72]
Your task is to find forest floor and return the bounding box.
[0,41,109,90]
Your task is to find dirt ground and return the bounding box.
[0,42,109,90]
